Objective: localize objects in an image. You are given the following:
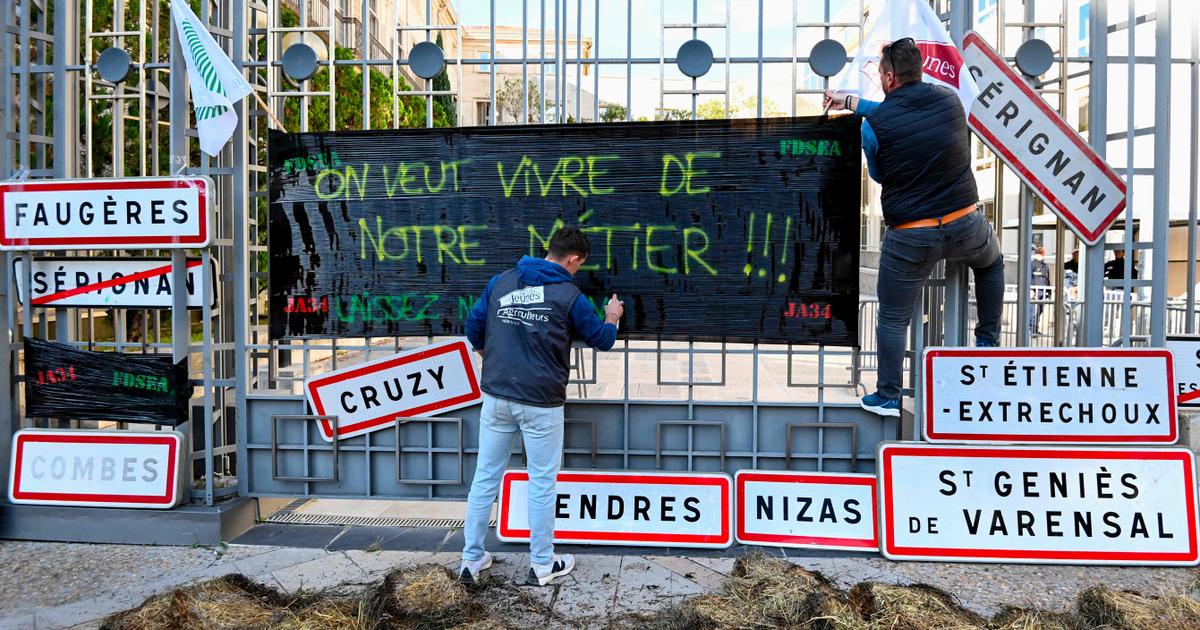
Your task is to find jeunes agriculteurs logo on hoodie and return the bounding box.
[496,285,551,327]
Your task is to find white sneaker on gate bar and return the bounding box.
[459,552,493,585]
[526,554,575,586]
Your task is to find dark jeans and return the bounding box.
[876,211,1004,400]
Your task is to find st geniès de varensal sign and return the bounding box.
[962,31,1125,245]
[24,338,193,426]
[304,339,482,441]
[8,429,186,509]
[923,347,1176,444]
[268,117,862,345]
[14,257,217,309]
[1166,335,1200,407]
[0,177,212,249]
[878,443,1200,566]
[735,470,877,551]
[498,470,732,548]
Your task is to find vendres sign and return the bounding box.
[268,117,861,345]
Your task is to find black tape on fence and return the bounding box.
[23,338,192,426]
[268,116,862,345]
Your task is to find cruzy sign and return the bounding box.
[923,347,1176,444]
[1166,335,1200,407]
[498,470,733,549]
[878,443,1199,566]
[14,257,217,309]
[735,470,877,551]
[304,339,482,442]
[269,117,862,345]
[962,31,1125,245]
[0,177,212,250]
[8,429,185,509]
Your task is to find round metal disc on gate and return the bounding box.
[409,41,446,80]
[809,39,848,78]
[1014,38,1054,77]
[282,42,319,82]
[96,47,133,84]
[676,39,714,78]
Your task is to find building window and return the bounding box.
[477,101,491,125]
[478,52,491,73]
[976,0,997,22]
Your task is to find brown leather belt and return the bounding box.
[891,205,977,230]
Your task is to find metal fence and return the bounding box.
[2,0,1198,506]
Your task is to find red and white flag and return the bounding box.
[836,0,979,113]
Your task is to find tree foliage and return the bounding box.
[494,78,543,124]
[600,103,627,123]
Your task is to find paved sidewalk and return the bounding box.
[0,526,1196,629]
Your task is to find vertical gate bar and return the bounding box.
[625,0,631,120]
[522,0,527,124]
[1189,3,1199,334]
[1082,0,1107,346]
[594,0,598,121]
[1119,0,1134,346]
[202,250,215,505]
[361,0,369,128]
[489,0,495,125]
[658,0,664,121]
[751,343,758,468]
[1149,0,1170,347]
[425,0,432,128]
[576,0,581,122]
[756,0,762,117]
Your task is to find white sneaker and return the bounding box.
[526,554,575,586]
[459,551,493,585]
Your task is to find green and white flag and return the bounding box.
[170,0,253,156]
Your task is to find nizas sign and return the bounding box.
[961,32,1125,245]
[8,429,185,509]
[735,470,877,551]
[1166,335,1200,407]
[878,443,1199,566]
[923,348,1176,444]
[0,177,212,249]
[498,470,732,549]
[304,339,481,441]
[14,257,216,309]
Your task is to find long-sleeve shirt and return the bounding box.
[854,98,882,182]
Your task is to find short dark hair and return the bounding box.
[881,37,922,84]
[548,225,590,259]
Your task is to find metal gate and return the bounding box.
[2,0,1198,509]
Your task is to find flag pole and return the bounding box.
[251,90,288,132]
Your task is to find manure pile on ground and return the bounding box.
[103,553,1200,629]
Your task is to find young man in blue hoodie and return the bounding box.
[459,226,624,587]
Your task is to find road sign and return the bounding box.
[0,177,212,250]
[8,429,185,509]
[304,339,482,442]
[923,347,1176,444]
[735,470,877,551]
[878,443,1199,566]
[961,31,1125,245]
[14,257,217,309]
[497,470,733,549]
[1166,336,1200,407]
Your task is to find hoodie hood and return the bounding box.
[517,255,574,285]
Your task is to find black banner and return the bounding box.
[24,338,192,426]
[269,116,861,345]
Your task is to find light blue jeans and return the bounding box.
[463,393,564,566]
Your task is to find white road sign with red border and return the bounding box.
[14,257,217,309]
[0,177,212,250]
[879,443,1199,566]
[8,429,185,509]
[305,339,482,442]
[923,347,1177,444]
[1166,335,1200,407]
[498,470,733,549]
[735,470,878,551]
[962,31,1125,245]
